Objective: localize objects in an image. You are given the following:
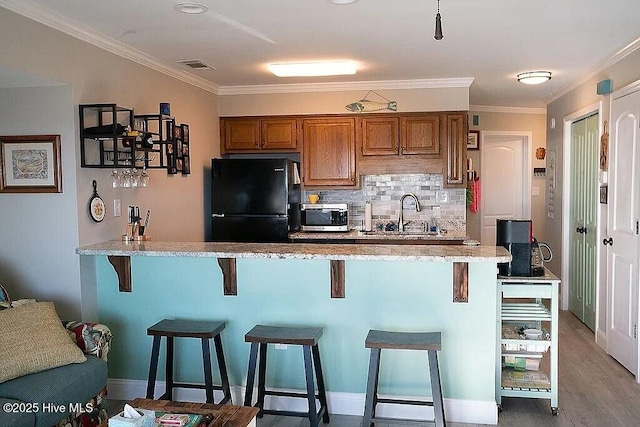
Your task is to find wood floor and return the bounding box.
[108,310,640,426]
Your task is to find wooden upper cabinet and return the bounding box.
[302,117,357,187]
[222,119,260,152]
[443,113,468,187]
[261,119,298,150]
[221,117,298,153]
[360,114,441,157]
[361,117,399,155]
[401,114,441,155]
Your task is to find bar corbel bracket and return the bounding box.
[453,262,469,302]
[331,260,345,298]
[217,258,238,296]
[107,255,132,292]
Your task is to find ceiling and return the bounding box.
[2,0,640,109]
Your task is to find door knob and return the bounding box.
[576,227,581,233]
[603,237,613,246]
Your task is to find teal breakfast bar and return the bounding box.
[77,241,510,425]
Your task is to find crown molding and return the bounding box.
[469,104,547,115]
[0,0,221,94]
[218,78,474,96]
[544,34,640,105]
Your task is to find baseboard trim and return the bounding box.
[107,379,498,425]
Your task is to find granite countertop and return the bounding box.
[77,240,510,263]
[289,229,468,242]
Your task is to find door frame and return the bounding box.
[561,102,602,320]
[480,131,533,245]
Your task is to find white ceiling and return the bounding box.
[2,0,640,109]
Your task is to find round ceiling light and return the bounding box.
[329,0,359,4]
[517,71,552,85]
[174,3,209,14]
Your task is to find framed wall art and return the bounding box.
[467,130,480,150]
[0,135,62,193]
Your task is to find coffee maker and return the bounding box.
[496,219,552,277]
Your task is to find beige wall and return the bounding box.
[465,110,547,242]
[0,8,219,245]
[0,8,219,318]
[219,87,469,116]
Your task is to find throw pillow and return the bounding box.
[0,301,87,383]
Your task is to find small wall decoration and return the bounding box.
[536,147,546,160]
[160,102,171,116]
[0,135,62,193]
[467,130,480,150]
[181,124,190,175]
[345,90,397,113]
[600,120,609,171]
[88,180,105,222]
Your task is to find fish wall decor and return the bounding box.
[345,90,397,113]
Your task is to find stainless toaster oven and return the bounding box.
[300,203,349,232]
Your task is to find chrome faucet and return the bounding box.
[398,193,421,232]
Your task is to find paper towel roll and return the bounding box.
[365,202,372,231]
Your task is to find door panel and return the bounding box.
[568,114,598,331]
[607,92,639,375]
[480,137,525,246]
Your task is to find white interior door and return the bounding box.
[480,134,530,246]
[607,89,640,376]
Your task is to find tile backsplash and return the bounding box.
[303,174,466,231]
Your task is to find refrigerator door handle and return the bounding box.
[212,213,225,218]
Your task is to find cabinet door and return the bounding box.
[401,115,441,155]
[261,119,298,151]
[302,118,357,187]
[222,119,260,151]
[361,117,399,156]
[444,113,467,187]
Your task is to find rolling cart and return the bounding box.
[496,268,559,415]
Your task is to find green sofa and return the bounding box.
[0,286,113,427]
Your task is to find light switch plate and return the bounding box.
[432,206,441,218]
[113,199,121,217]
[532,186,540,197]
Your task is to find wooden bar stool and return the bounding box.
[362,330,445,427]
[243,325,330,427]
[146,319,232,404]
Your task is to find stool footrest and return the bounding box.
[260,407,327,420]
[171,382,226,391]
[263,389,321,400]
[371,416,437,426]
[376,397,434,407]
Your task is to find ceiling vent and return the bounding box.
[176,59,215,70]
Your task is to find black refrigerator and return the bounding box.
[210,158,300,242]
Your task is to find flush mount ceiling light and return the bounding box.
[517,71,552,85]
[328,0,359,4]
[174,2,208,14]
[434,0,443,40]
[268,61,357,77]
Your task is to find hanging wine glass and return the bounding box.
[121,169,132,188]
[140,166,151,188]
[131,168,140,188]
[111,169,121,188]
